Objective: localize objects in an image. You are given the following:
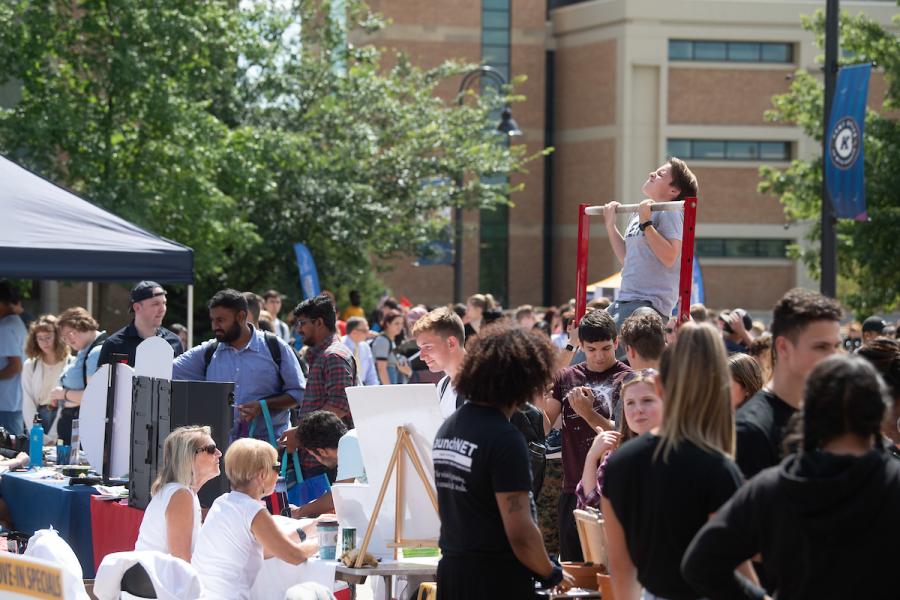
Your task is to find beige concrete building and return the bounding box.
[375,0,897,311]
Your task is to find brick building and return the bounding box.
[372,0,897,311]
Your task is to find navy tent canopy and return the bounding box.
[0,154,193,283]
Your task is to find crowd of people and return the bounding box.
[0,161,898,599]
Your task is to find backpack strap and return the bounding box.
[82,331,108,387]
[263,331,284,387]
[439,376,451,401]
[202,341,219,378]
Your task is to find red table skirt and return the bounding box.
[89,497,351,600]
[89,497,144,569]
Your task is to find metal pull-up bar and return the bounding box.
[575,197,698,327]
[583,200,685,216]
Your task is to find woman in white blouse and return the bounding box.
[22,315,68,439]
[192,438,319,599]
[135,426,221,561]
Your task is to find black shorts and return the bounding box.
[437,554,534,600]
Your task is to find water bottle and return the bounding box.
[29,416,44,469]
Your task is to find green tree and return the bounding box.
[0,0,540,321]
[759,6,900,315]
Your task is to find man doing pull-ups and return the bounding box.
[602,158,698,344]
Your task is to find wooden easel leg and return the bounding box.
[355,430,403,568]
[400,431,439,514]
[394,427,405,561]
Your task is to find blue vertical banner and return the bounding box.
[825,63,871,221]
[293,243,321,300]
[691,257,705,305]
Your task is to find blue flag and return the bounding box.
[825,63,871,220]
[293,243,321,300]
[691,257,705,305]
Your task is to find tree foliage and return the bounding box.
[759,6,900,315]
[0,0,541,318]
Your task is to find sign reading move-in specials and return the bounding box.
[0,554,64,599]
[825,63,871,221]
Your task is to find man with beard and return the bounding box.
[279,294,356,480]
[97,281,184,368]
[172,289,305,442]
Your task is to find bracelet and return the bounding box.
[296,527,307,542]
[537,564,564,589]
[638,220,654,231]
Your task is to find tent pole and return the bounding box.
[187,284,194,348]
[86,282,93,315]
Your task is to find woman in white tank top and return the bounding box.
[192,438,320,599]
[135,425,221,561]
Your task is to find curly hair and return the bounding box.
[801,355,890,453]
[295,410,348,451]
[24,315,69,362]
[771,288,842,344]
[453,324,556,409]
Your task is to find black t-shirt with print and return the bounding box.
[602,434,743,600]
[433,402,534,559]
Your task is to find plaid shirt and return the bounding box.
[300,334,355,469]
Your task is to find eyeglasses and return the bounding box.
[35,335,54,344]
[195,444,218,455]
[271,461,282,472]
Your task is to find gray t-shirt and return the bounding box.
[616,208,684,317]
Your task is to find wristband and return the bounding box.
[536,564,564,589]
[638,220,654,231]
[564,344,575,352]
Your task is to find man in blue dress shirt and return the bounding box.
[172,289,305,442]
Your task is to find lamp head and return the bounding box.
[497,106,522,137]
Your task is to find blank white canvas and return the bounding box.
[331,483,394,559]
[134,336,174,380]
[79,363,134,477]
[345,384,443,544]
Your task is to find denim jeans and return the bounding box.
[607,299,665,360]
[0,410,24,436]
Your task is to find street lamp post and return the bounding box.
[453,66,522,304]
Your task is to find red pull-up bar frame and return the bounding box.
[575,197,698,326]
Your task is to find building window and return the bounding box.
[697,238,790,259]
[667,139,791,161]
[669,40,794,64]
[479,0,511,305]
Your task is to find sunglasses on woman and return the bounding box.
[195,444,218,455]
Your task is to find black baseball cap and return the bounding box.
[862,316,886,334]
[129,281,166,311]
